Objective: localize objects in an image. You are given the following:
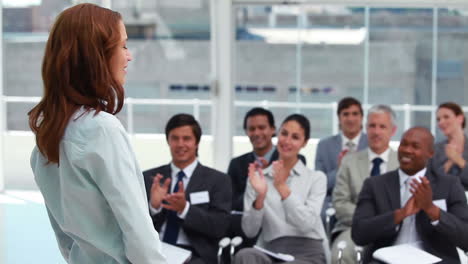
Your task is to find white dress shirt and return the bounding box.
[393,168,427,247]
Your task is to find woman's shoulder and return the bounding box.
[296,160,326,179]
[64,108,125,141]
[75,109,122,131]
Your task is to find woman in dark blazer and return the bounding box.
[432,102,468,190]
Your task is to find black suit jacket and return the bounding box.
[143,163,232,264]
[352,168,468,263]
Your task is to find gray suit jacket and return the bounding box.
[352,168,468,263]
[315,133,368,196]
[332,148,399,233]
[430,135,468,190]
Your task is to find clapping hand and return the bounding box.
[410,176,440,221]
[445,143,466,169]
[272,160,291,200]
[150,173,171,209]
[163,182,187,214]
[248,162,267,197]
[272,160,288,188]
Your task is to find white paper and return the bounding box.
[254,245,295,262]
[373,244,441,264]
[161,242,192,264]
[433,199,447,212]
[190,191,210,205]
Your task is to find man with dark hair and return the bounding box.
[352,127,468,263]
[315,97,368,224]
[143,113,232,264]
[227,107,305,248]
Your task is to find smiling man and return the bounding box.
[143,114,232,264]
[352,127,468,263]
[315,97,368,226]
[331,104,399,264]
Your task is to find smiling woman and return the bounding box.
[27,3,166,264]
[109,21,132,86]
[432,102,468,190]
[235,114,327,264]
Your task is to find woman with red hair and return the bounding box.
[28,4,166,263]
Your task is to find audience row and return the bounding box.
[143,99,468,264]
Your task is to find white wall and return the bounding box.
[4,132,319,189]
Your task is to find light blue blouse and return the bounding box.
[31,108,167,264]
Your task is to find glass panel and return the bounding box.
[412,110,433,128]
[368,8,434,105]
[128,104,210,134]
[6,102,35,130]
[301,108,334,138]
[234,4,365,137]
[234,5,297,102]
[300,5,365,103]
[122,0,211,100]
[411,110,436,138]
[3,0,212,133]
[436,8,468,105]
[389,109,404,140]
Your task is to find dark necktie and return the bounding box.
[162,170,185,244]
[370,157,383,176]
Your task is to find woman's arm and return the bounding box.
[78,121,167,264]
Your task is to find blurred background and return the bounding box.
[2,0,468,262]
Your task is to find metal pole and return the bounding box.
[431,7,438,135]
[211,0,234,171]
[363,6,370,107]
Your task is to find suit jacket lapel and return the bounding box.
[161,164,172,186]
[332,135,342,164]
[357,151,369,182]
[384,170,401,210]
[358,133,367,149]
[185,162,203,198]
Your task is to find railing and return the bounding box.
[4,95,465,136]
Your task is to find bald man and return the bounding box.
[352,127,468,263]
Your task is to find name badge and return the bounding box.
[190,191,210,205]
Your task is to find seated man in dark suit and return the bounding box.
[227,107,305,248]
[352,127,468,263]
[143,114,232,264]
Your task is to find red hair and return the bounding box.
[28,3,125,164]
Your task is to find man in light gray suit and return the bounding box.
[315,97,368,221]
[331,105,399,264]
